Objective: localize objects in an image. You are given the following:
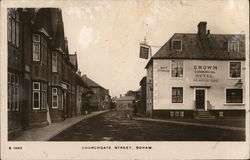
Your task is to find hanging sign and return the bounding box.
[139,43,150,59]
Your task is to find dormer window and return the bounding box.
[172,39,182,51]
[228,41,239,52]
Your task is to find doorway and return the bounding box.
[195,89,205,110]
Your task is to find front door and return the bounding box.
[195,89,205,110]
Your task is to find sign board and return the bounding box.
[139,43,150,59]
[193,65,219,83]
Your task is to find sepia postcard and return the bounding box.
[0,0,249,159]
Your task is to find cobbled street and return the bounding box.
[50,110,245,141]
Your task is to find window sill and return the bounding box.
[32,109,47,113]
[170,77,184,80]
[224,103,245,106]
[228,77,242,80]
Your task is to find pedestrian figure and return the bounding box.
[132,100,138,116]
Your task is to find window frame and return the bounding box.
[170,60,184,78]
[8,72,20,112]
[171,87,184,104]
[33,91,40,110]
[52,51,58,72]
[228,41,239,52]
[8,9,20,47]
[171,39,182,51]
[33,34,41,61]
[228,61,241,79]
[52,88,58,109]
[225,88,244,104]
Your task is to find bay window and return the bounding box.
[52,88,58,109]
[33,34,40,61]
[8,72,20,111]
[52,51,57,72]
[33,34,47,63]
[32,82,47,110]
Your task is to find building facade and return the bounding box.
[139,76,147,115]
[81,75,110,111]
[7,8,81,139]
[146,22,245,118]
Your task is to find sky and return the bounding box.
[61,0,248,97]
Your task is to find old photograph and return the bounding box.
[1,0,249,159]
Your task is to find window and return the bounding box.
[172,87,183,103]
[33,34,40,61]
[32,82,47,110]
[8,9,20,47]
[41,36,47,64]
[172,40,182,51]
[52,51,57,72]
[228,41,239,52]
[229,62,241,78]
[52,88,58,109]
[171,60,183,77]
[226,89,243,103]
[8,72,20,112]
[41,83,47,109]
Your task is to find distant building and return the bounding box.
[81,75,110,111]
[116,95,135,111]
[75,73,90,115]
[145,22,245,118]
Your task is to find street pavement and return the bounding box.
[50,110,245,141]
[11,110,109,141]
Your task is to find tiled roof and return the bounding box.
[81,75,105,89]
[76,74,89,88]
[151,33,245,60]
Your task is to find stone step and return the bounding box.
[194,111,216,119]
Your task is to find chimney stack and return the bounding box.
[197,22,207,39]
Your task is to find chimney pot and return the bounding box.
[207,30,210,36]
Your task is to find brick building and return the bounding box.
[145,22,246,119]
[7,8,81,139]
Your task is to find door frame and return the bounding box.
[193,88,207,111]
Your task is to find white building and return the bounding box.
[146,22,245,119]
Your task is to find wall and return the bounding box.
[153,59,246,111]
[146,63,153,116]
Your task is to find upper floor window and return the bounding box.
[172,40,182,51]
[33,34,40,61]
[52,51,57,72]
[8,9,20,47]
[229,62,241,78]
[32,34,47,63]
[171,60,183,77]
[228,41,239,52]
[41,36,48,64]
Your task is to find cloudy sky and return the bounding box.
[61,0,248,97]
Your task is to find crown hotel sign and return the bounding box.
[139,43,150,59]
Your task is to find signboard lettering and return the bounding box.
[193,65,219,82]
